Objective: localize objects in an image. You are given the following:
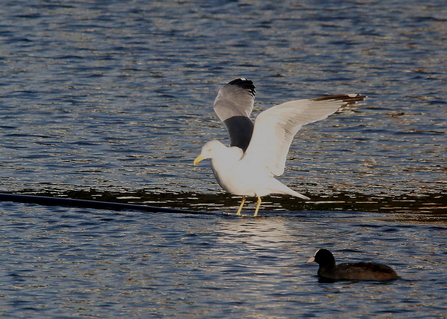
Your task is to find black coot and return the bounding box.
[307,249,399,281]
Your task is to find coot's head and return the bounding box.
[307,249,336,267]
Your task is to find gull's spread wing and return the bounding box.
[243,94,366,176]
[213,78,256,151]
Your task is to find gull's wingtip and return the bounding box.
[347,93,367,100]
[226,78,256,96]
[311,94,366,105]
[347,93,365,98]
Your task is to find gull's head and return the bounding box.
[194,140,226,165]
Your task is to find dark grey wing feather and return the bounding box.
[213,78,256,151]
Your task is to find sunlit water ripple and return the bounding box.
[0,0,446,317]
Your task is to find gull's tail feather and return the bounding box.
[288,189,311,200]
[273,182,310,200]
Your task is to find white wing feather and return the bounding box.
[242,95,364,176]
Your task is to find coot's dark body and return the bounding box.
[308,249,399,281]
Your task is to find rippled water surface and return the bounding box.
[0,0,446,317]
[1,203,446,318]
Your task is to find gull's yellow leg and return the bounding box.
[235,196,246,215]
[253,196,262,217]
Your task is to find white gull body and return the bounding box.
[194,78,365,216]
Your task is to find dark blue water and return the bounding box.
[0,0,446,317]
[1,203,446,318]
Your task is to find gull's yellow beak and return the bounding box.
[194,155,205,165]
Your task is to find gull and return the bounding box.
[194,78,365,217]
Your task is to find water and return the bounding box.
[1,203,446,318]
[0,0,446,317]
